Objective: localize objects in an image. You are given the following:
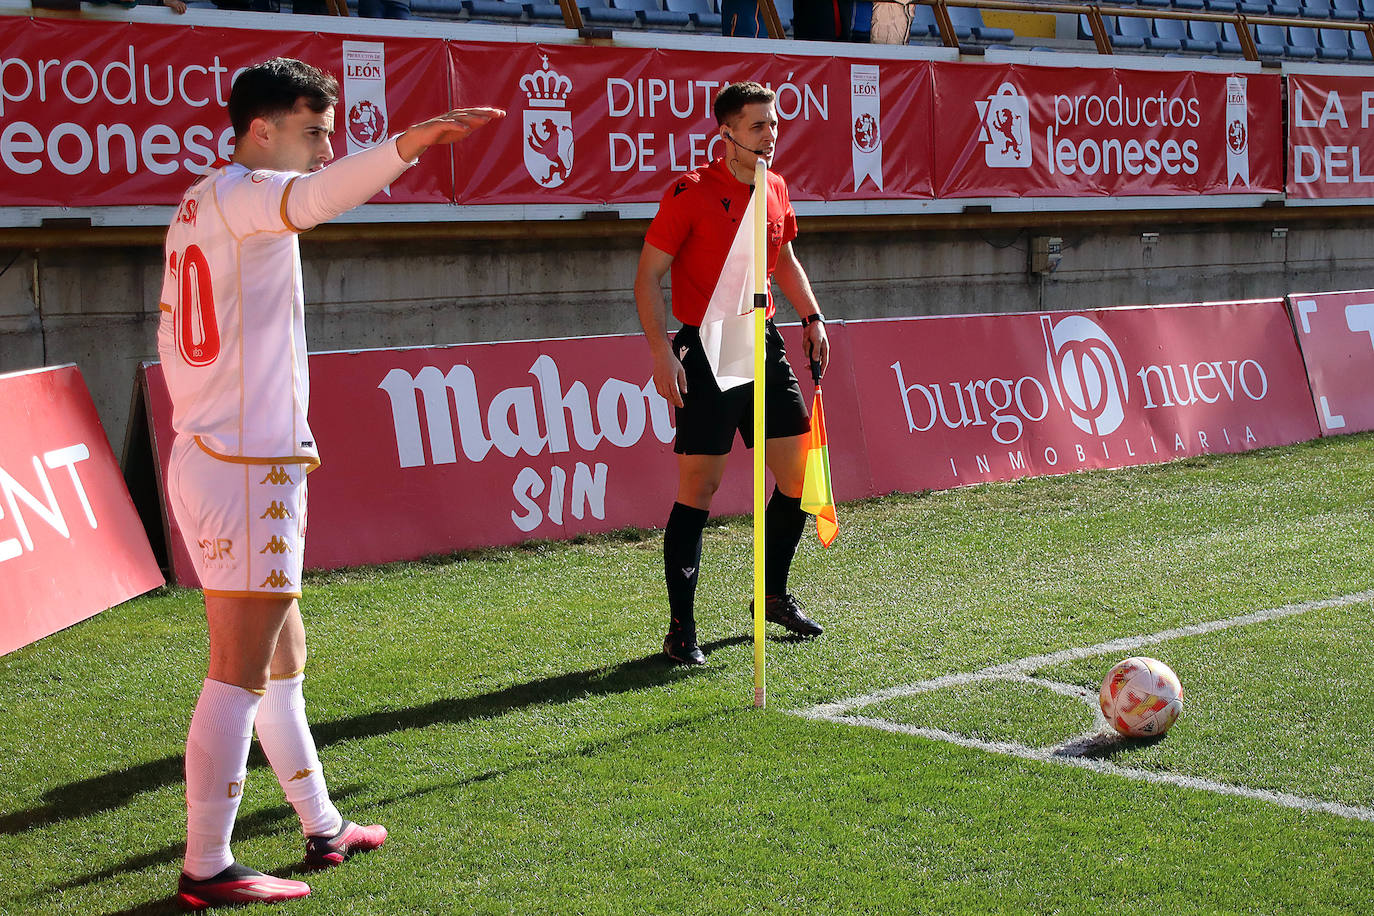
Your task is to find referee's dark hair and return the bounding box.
[714,81,776,126]
[229,58,340,139]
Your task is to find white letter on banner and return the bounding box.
[342,41,391,196]
[44,445,96,529]
[850,64,882,192]
[1347,302,1374,351]
[1226,76,1249,187]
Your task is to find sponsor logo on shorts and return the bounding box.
[260,501,294,520]
[259,570,293,589]
[259,535,292,555]
[199,538,234,561]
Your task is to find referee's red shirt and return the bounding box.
[644,157,798,327]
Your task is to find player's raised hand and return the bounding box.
[397,108,505,160]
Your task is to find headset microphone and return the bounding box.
[725,132,768,157]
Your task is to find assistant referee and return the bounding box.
[634,81,831,666]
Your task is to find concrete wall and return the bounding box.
[3,215,1372,457]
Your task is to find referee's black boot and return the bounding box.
[754,594,824,638]
[663,620,706,666]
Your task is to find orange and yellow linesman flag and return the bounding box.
[800,383,838,547]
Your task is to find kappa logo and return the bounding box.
[260,500,294,520]
[260,535,292,555]
[522,55,574,189]
[260,466,294,485]
[975,83,1032,169]
[1041,315,1130,437]
[287,768,314,782]
[259,570,293,589]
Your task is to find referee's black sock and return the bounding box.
[664,502,709,638]
[765,487,807,597]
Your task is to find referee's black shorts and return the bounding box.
[672,319,811,456]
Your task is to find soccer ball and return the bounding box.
[1099,656,1184,738]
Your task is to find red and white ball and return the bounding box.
[1099,656,1184,738]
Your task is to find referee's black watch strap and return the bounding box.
[801,313,825,327]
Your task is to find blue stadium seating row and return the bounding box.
[1109,0,1374,18]
[1081,12,1374,58]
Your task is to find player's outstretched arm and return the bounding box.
[284,107,504,233]
[396,108,505,162]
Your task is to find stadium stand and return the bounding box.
[611,0,693,28]
[664,0,722,29]
[579,0,638,26]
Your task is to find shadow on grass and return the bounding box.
[1,636,747,841]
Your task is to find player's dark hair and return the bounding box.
[228,58,339,139]
[714,81,776,126]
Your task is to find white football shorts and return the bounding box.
[167,435,309,598]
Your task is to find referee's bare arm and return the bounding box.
[635,243,688,408]
[774,242,830,376]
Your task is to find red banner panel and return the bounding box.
[0,366,163,655]
[933,63,1282,197]
[0,17,451,206]
[1288,290,1374,434]
[845,301,1318,494]
[450,44,934,205]
[1287,74,1374,199]
[145,327,862,585]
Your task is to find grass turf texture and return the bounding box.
[1,431,1372,915]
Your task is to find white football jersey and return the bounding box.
[157,165,319,467]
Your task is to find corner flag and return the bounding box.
[800,375,838,548]
[698,181,760,391]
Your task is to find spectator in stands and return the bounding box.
[794,0,855,40]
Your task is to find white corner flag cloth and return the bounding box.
[698,187,760,392]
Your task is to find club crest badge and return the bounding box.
[522,55,574,189]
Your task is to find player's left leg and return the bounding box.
[254,601,387,869]
[760,434,823,637]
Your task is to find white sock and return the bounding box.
[255,672,342,838]
[184,678,262,880]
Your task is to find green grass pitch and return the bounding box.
[2,432,1372,914]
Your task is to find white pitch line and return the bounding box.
[792,589,1374,823]
[815,713,1374,823]
[805,589,1374,718]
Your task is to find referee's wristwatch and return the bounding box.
[802,312,825,328]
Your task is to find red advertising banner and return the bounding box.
[144,327,860,586]
[450,44,934,205]
[1288,290,1374,434]
[933,63,1282,197]
[845,301,1318,495]
[0,16,451,206]
[0,365,163,655]
[1286,74,1374,198]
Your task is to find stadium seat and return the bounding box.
[1173,0,1205,9]
[912,4,938,38]
[1137,0,1169,7]
[1237,0,1269,12]
[1204,0,1238,10]
[1112,16,1152,48]
[613,0,692,27]
[1287,25,1321,55]
[1301,0,1334,17]
[461,0,523,19]
[523,0,567,20]
[1329,0,1359,18]
[1186,19,1224,49]
[1268,0,1300,15]
[1360,0,1374,18]
[1253,23,1291,52]
[1352,28,1373,58]
[947,7,1014,41]
[1147,18,1186,48]
[580,0,637,24]
[1316,26,1352,55]
[664,0,721,29]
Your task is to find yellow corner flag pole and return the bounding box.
[752,158,767,710]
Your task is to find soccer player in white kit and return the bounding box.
[157,57,501,910]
